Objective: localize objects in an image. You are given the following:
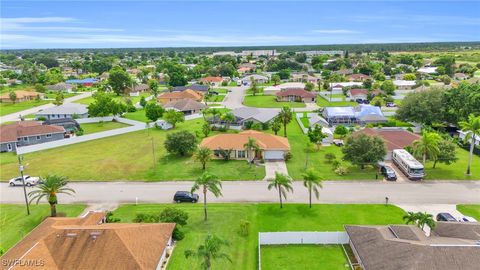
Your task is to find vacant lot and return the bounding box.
[423,147,480,180]
[80,121,130,134]
[0,100,50,116]
[0,204,86,252]
[457,205,480,220]
[112,203,405,270]
[316,96,357,107]
[123,109,150,122]
[243,95,306,108]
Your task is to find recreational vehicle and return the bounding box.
[392,149,425,180]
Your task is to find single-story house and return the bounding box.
[127,83,150,96]
[454,73,468,80]
[46,82,74,93]
[200,76,224,86]
[290,73,320,84]
[0,121,65,152]
[345,222,480,270]
[163,99,207,115]
[417,66,438,74]
[43,118,80,133]
[241,74,269,85]
[263,82,306,95]
[276,89,316,103]
[329,82,363,91]
[237,67,253,75]
[172,84,209,93]
[347,89,382,101]
[66,78,98,87]
[209,107,280,129]
[322,105,387,126]
[263,86,282,95]
[393,80,416,90]
[200,130,290,160]
[0,211,176,270]
[353,128,420,160]
[347,73,371,82]
[0,90,44,103]
[334,69,354,76]
[36,103,89,120]
[157,89,203,104]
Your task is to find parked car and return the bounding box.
[460,216,478,222]
[9,175,40,187]
[380,165,397,181]
[332,139,344,146]
[436,212,457,222]
[386,102,396,107]
[173,191,199,203]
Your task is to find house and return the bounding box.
[46,82,74,93]
[263,82,306,95]
[276,89,316,103]
[329,82,363,91]
[345,222,480,270]
[163,99,207,115]
[417,66,438,74]
[290,73,320,84]
[200,76,224,86]
[307,114,333,143]
[334,69,354,76]
[347,89,382,101]
[43,118,80,133]
[0,90,44,103]
[237,67,253,75]
[200,130,290,160]
[347,73,371,82]
[127,83,150,97]
[353,128,420,160]
[65,78,98,87]
[157,89,203,104]
[0,121,65,152]
[0,211,175,270]
[454,73,468,80]
[172,84,209,93]
[322,105,387,126]
[241,74,269,85]
[36,103,89,120]
[393,80,416,90]
[241,50,276,57]
[99,72,109,81]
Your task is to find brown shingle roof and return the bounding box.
[0,90,44,100]
[164,99,206,112]
[275,89,316,98]
[200,130,290,150]
[200,76,223,83]
[0,121,65,143]
[157,89,203,101]
[354,128,419,151]
[348,89,382,97]
[127,83,150,93]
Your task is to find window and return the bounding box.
[237,150,246,158]
[7,144,12,151]
[36,136,41,140]
[23,137,28,141]
[46,134,52,138]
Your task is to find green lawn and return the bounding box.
[0,204,86,252]
[44,92,77,99]
[316,96,357,107]
[423,147,480,180]
[474,70,480,78]
[80,121,130,134]
[0,119,264,181]
[112,203,405,270]
[457,205,480,220]
[243,95,306,108]
[208,95,225,102]
[123,109,150,122]
[0,100,50,116]
[212,88,228,94]
[261,245,348,270]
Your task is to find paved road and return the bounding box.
[2,181,479,205]
[0,92,92,123]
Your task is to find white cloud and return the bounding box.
[0,17,76,23]
[0,17,122,33]
[311,29,361,34]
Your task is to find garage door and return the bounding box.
[264,151,284,160]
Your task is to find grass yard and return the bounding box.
[80,121,130,134]
[261,245,348,270]
[123,109,150,122]
[457,205,480,220]
[423,147,480,180]
[44,92,77,99]
[212,88,228,94]
[316,96,357,107]
[0,99,51,116]
[243,95,306,108]
[0,204,86,252]
[208,95,225,102]
[112,203,405,270]
[0,119,264,181]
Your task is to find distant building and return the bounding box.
[66,78,98,87]
[329,82,363,91]
[301,50,344,56]
[163,99,207,115]
[241,74,269,85]
[171,84,209,93]
[322,105,387,126]
[157,89,203,104]
[46,82,74,93]
[0,90,44,103]
[127,83,150,97]
[241,50,276,57]
[36,103,89,120]
[199,76,224,87]
[393,80,416,90]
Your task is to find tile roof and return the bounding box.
[164,99,207,112]
[200,76,223,83]
[354,128,420,151]
[127,83,150,93]
[0,121,65,143]
[276,89,316,98]
[200,130,290,151]
[172,84,209,92]
[158,89,203,101]
[348,89,382,97]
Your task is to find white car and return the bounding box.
[460,216,478,222]
[9,175,40,187]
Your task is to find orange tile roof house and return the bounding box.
[0,91,44,103]
[0,211,176,270]
[199,76,224,86]
[0,121,66,153]
[157,89,203,104]
[200,130,290,160]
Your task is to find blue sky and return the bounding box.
[1,1,479,49]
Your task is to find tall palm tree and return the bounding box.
[184,234,232,270]
[191,172,223,221]
[459,114,480,175]
[221,112,235,130]
[302,168,323,208]
[28,175,75,217]
[210,108,219,124]
[413,132,441,164]
[243,137,259,164]
[417,212,436,230]
[267,172,293,208]
[403,211,419,225]
[278,106,292,137]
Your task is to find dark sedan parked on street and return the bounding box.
[173,191,199,203]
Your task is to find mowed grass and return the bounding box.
[0,119,264,181]
[457,205,480,220]
[243,95,306,108]
[0,100,50,116]
[316,96,357,107]
[112,203,405,270]
[123,109,150,122]
[261,245,348,270]
[0,204,86,252]
[423,147,480,180]
[80,121,130,134]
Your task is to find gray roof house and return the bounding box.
[163,99,207,115]
[345,222,480,270]
[36,103,89,120]
[233,107,280,124]
[241,74,269,85]
[46,82,74,93]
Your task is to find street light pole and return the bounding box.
[18,155,30,215]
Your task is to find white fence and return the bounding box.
[318,91,344,102]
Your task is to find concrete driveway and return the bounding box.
[264,160,289,180]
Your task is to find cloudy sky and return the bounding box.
[1,0,479,49]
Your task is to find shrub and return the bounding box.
[334,125,348,136]
[332,159,341,169]
[217,148,233,161]
[239,220,251,237]
[251,122,262,130]
[75,128,84,136]
[164,131,197,156]
[325,153,336,163]
[159,207,189,226]
[284,151,293,161]
[105,211,120,223]
[335,166,348,175]
[406,127,414,133]
[244,121,253,129]
[37,116,46,121]
[172,228,185,240]
[221,80,228,86]
[133,213,160,223]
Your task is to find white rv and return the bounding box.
[392,149,425,180]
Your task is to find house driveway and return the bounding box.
[264,160,289,180]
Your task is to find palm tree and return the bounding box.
[403,211,419,225]
[417,212,436,230]
[28,175,75,217]
[191,172,223,221]
[243,137,259,164]
[413,132,441,165]
[184,234,231,270]
[221,112,235,130]
[459,114,480,175]
[201,108,211,121]
[267,172,293,208]
[278,106,292,137]
[195,147,212,170]
[302,168,322,208]
[210,108,219,124]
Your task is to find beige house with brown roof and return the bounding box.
[0,90,44,103]
[0,211,175,270]
[157,89,203,104]
[200,130,290,160]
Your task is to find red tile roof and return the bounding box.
[275,89,316,98]
[349,89,382,97]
